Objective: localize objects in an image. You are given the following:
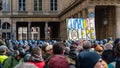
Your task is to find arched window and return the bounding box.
[2,32,11,39]
[2,22,10,29]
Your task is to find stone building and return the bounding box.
[0,0,120,40]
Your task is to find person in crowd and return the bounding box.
[82,40,92,51]
[48,42,69,68]
[102,60,108,68]
[14,62,37,68]
[28,46,45,68]
[102,43,115,64]
[77,51,105,68]
[0,39,5,46]
[94,44,103,55]
[2,48,26,68]
[108,39,120,68]
[43,44,53,68]
[41,43,49,58]
[43,45,53,64]
[0,45,8,65]
[107,37,113,44]
[67,45,77,68]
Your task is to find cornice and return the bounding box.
[58,0,84,17]
[0,15,58,18]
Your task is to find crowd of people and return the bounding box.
[0,37,120,68]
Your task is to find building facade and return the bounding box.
[0,0,120,40]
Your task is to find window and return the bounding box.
[0,1,2,10]
[33,33,38,40]
[2,0,10,11]
[18,0,26,11]
[2,32,11,39]
[50,0,57,11]
[34,0,42,11]
[31,27,40,40]
[18,27,27,40]
[22,33,27,40]
[2,22,10,29]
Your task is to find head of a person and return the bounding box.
[45,45,53,54]
[53,42,65,55]
[29,47,43,62]
[94,45,103,54]
[0,45,8,55]
[31,46,42,56]
[14,48,26,59]
[114,42,120,57]
[113,38,120,48]
[14,63,37,68]
[83,40,91,50]
[41,44,48,54]
[78,51,104,68]
[0,39,5,46]
[48,55,69,68]
[104,43,113,50]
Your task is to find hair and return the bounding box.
[41,44,48,52]
[113,38,120,48]
[14,48,26,58]
[102,60,108,68]
[53,42,65,54]
[83,40,91,49]
[114,42,120,57]
[14,63,37,68]
[31,47,42,56]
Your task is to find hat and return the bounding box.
[45,45,53,51]
[0,45,7,54]
[78,51,101,68]
[104,43,113,50]
[48,55,69,68]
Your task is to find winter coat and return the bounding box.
[28,61,45,68]
[0,55,8,64]
[28,54,45,68]
[102,50,115,64]
[2,56,24,68]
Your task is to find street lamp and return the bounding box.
[103,17,107,26]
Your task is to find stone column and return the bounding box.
[82,10,86,18]
[45,22,48,40]
[28,22,31,40]
[116,5,120,38]
[12,21,16,40]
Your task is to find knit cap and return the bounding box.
[48,55,69,68]
[78,51,101,68]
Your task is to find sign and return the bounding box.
[67,18,96,40]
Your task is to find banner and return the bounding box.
[67,18,96,40]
